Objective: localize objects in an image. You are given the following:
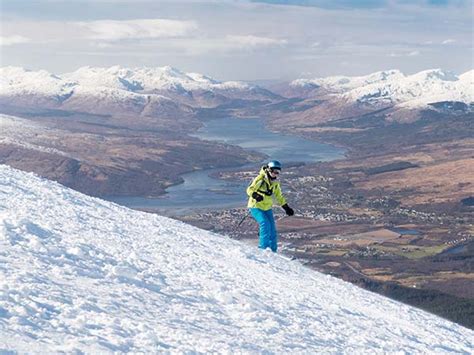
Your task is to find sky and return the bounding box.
[0,0,472,81]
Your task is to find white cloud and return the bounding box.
[389,50,420,57]
[442,39,456,44]
[226,35,287,49]
[75,19,198,41]
[0,35,31,46]
[407,50,420,56]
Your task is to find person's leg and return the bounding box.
[250,208,272,250]
[264,209,278,252]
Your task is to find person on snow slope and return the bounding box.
[246,160,294,252]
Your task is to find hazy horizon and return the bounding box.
[1,0,472,81]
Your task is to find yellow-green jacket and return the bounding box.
[247,167,286,210]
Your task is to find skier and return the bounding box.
[246,160,294,252]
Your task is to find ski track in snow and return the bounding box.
[0,165,472,353]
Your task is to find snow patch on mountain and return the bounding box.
[0,164,472,353]
[0,114,70,157]
[62,65,252,93]
[0,66,76,102]
[291,69,473,109]
[292,69,404,94]
[345,69,473,108]
[0,65,272,116]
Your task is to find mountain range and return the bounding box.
[0,66,279,119]
[1,66,472,122]
[269,68,473,124]
[288,69,473,106]
[1,164,472,352]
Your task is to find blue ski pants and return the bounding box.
[249,208,278,252]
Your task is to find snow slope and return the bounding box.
[291,69,473,109]
[0,114,70,157]
[0,165,472,353]
[0,67,76,98]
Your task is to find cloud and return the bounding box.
[75,19,198,41]
[441,39,456,44]
[407,50,420,56]
[249,0,470,8]
[389,50,420,57]
[249,0,389,9]
[0,35,31,46]
[225,35,287,49]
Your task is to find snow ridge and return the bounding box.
[1,65,252,98]
[291,69,473,109]
[0,164,472,353]
[0,66,76,99]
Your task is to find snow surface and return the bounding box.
[0,114,70,157]
[0,67,76,99]
[0,165,472,353]
[291,69,473,109]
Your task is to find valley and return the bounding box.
[177,109,474,329]
[1,65,472,329]
[0,111,262,197]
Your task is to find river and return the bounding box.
[107,117,345,216]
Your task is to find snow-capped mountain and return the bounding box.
[291,69,405,95]
[0,66,188,119]
[290,69,473,110]
[272,69,473,123]
[1,164,472,353]
[0,67,77,106]
[63,65,251,93]
[0,66,279,119]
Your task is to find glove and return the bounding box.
[282,204,294,216]
[252,192,264,202]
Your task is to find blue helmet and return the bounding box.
[267,160,282,170]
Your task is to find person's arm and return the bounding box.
[273,183,287,206]
[275,183,294,216]
[247,176,264,202]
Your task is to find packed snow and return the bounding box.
[0,165,472,353]
[291,69,473,109]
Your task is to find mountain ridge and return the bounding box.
[288,68,473,109]
[0,65,279,114]
[1,66,471,123]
